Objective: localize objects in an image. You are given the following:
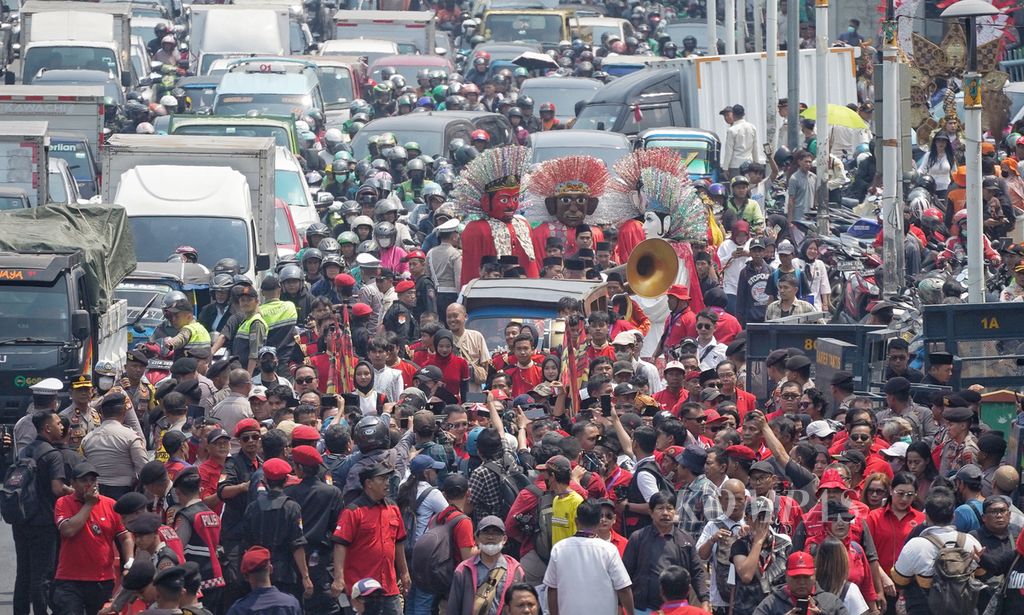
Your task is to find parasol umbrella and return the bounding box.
[800,104,868,130]
[512,51,559,71]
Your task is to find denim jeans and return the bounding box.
[405,586,436,615]
[363,593,402,615]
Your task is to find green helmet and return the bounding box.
[397,94,415,107]
[334,150,353,163]
[338,231,359,245]
[514,67,529,77]
[404,141,421,153]
[432,85,449,103]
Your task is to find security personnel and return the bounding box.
[162,291,212,360]
[125,512,181,571]
[13,377,63,455]
[257,275,298,374]
[60,374,102,434]
[217,418,263,602]
[142,564,189,613]
[382,279,419,347]
[172,467,226,607]
[231,284,267,374]
[937,400,979,476]
[404,249,437,320]
[923,351,955,386]
[285,445,344,614]
[242,457,311,603]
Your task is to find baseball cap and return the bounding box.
[403,249,426,261]
[410,454,446,474]
[777,239,795,255]
[206,428,230,444]
[664,360,686,373]
[415,365,443,382]
[352,578,383,599]
[72,462,99,479]
[955,463,983,482]
[476,515,506,534]
[805,420,837,439]
[749,495,774,519]
[880,441,909,458]
[787,551,815,576]
[536,455,571,473]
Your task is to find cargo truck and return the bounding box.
[190,6,289,75]
[101,135,276,280]
[0,121,49,206]
[0,85,107,161]
[0,204,134,423]
[332,10,437,55]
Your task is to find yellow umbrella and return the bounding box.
[800,104,868,130]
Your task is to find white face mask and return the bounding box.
[98,376,115,391]
[479,542,504,556]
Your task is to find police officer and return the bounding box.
[60,374,102,434]
[258,275,299,375]
[382,280,419,347]
[142,564,189,613]
[13,377,63,455]
[172,467,226,608]
[938,400,979,476]
[216,417,263,609]
[242,457,312,602]
[230,284,267,374]
[162,292,212,360]
[285,445,344,614]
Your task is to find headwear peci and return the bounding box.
[528,155,610,199]
[452,145,532,217]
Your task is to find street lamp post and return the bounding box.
[942,0,999,303]
[815,0,830,235]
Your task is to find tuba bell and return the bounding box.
[626,238,679,298]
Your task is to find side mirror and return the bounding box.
[120,71,131,88]
[71,310,91,341]
[596,121,605,131]
[316,191,334,206]
[255,253,271,272]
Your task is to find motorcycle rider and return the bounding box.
[160,292,212,360]
[280,265,315,323]
[937,209,1002,269]
[153,35,180,65]
[198,274,234,335]
[397,159,438,206]
[1000,262,1024,302]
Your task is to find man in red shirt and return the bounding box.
[579,312,617,369]
[330,462,410,611]
[655,285,698,360]
[52,462,133,614]
[654,361,689,413]
[656,566,707,615]
[504,333,543,397]
[198,428,229,516]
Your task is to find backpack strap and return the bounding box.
[415,487,435,511]
[923,533,947,551]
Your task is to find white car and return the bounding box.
[274,146,319,234]
[318,38,400,67]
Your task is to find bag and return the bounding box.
[410,509,468,595]
[403,487,436,555]
[0,441,52,525]
[982,555,1021,615]
[482,461,531,521]
[712,520,739,603]
[924,532,982,614]
[523,484,555,563]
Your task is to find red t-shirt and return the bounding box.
[198,458,225,516]
[54,494,126,581]
[332,494,407,596]
[505,362,543,397]
[435,505,475,555]
[662,309,698,350]
[427,353,469,403]
[391,360,419,387]
[654,388,687,413]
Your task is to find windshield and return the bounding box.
[320,67,354,107]
[533,144,629,171]
[572,104,623,131]
[48,141,95,183]
[129,216,251,271]
[23,47,118,83]
[467,315,554,351]
[275,169,310,207]
[352,129,446,158]
[0,278,70,341]
[643,140,713,175]
[214,93,312,118]
[115,281,173,329]
[47,171,68,204]
[484,13,562,43]
[173,123,291,149]
[182,85,219,110]
[0,195,28,210]
[519,84,599,117]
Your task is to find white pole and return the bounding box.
[881,18,905,297]
[766,0,778,149]
[815,0,829,234]
[754,0,764,52]
[965,65,984,302]
[725,0,735,55]
[707,0,718,54]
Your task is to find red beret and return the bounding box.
[351,303,373,318]
[292,444,323,467]
[395,280,415,294]
[334,273,356,288]
[291,424,320,443]
[233,418,261,437]
[240,546,271,574]
[262,457,292,481]
[725,444,756,461]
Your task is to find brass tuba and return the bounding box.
[626,238,679,298]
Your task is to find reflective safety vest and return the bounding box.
[259,299,298,355]
[231,312,267,361]
[181,320,211,351]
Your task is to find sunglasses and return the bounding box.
[849,433,872,442]
[239,434,261,443]
[866,487,887,495]
[696,323,714,330]
[892,490,916,499]
[781,393,800,400]
[798,401,811,408]
[601,512,615,520]
[296,377,315,384]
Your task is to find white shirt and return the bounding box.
[634,358,664,394]
[372,365,404,403]
[843,580,870,615]
[696,338,727,371]
[722,118,761,169]
[412,482,449,542]
[717,239,750,294]
[893,525,982,579]
[544,536,632,615]
[635,455,660,501]
[696,515,747,606]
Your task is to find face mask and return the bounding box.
[848,26,856,33]
[479,542,504,556]
[260,359,277,372]
[97,376,115,391]
[335,172,348,182]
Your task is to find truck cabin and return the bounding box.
[574,68,684,136]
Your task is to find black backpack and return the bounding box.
[523,483,556,563]
[482,461,531,521]
[0,441,53,525]
[410,509,468,595]
[402,487,436,556]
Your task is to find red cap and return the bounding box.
[786,551,816,576]
[241,546,271,574]
[291,424,320,443]
[292,444,323,467]
[395,280,415,294]
[816,468,849,492]
[725,444,756,461]
[334,273,356,288]
[490,389,509,401]
[234,418,261,437]
[705,408,725,424]
[263,458,292,481]
[351,303,373,317]
[684,370,702,381]
[666,284,690,301]
[403,249,426,261]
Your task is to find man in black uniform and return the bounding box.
[404,249,437,320]
[884,338,924,383]
[216,417,264,607]
[383,279,419,347]
[242,457,312,603]
[923,351,955,386]
[285,445,344,614]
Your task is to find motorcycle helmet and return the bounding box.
[338,231,359,246]
[708,183,726,198]
[917,276,945,305]
[305,223,330,246]
[356,240,376,255]
[161,291,191,314]
[301,248,324,266]
[212,273,234,292]
[340,200,361,218]
[279,265,303,283]
[351,215,375,231]
[321,254,344,272]
[213,258,240,277]
[470,129,490,143]
[773,146,793,168]
[353,415,390,452]
[318,237,341,256]
[374,221,397,248]
[374,199,402,220]
[917,174,937,194]
[454,144,479,165]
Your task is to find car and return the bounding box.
[662,19,727,54]
[213,60,326,119]
[176,75,224,111]
[517,76,602,124]
[636,127,722,182]
[461,278,608,350]
[275,146,319,233]
[527,129,630,172]
[350,111,513,159]
[0,187,32,211]
[170,115,300,155]
[461,42,542,76]
[47,157,82,205]
[370,54,455,85]
[48,131,100,199]
[275,197,302,258]
[318,38,401,66]
[576,16,633,44]
[481,9,578,50]
[30,69,125,106]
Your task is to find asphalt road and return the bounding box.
[0,524,14,609]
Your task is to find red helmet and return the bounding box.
[474,50,491,62]
[539,102,556,114]
[953,209,967,224]
[921,207,943,222]
[470,129,490,142]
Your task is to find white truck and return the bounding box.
[0,121,49,206]
[101,135,277,280]
[19,1,133,86]
[190,6,289,75]
[0,85,107,156]
[332,10,438,55]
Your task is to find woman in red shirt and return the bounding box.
[865,472,924,581]
[807,500,877,607]
[427,329,469,403]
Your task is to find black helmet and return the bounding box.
[211,274,234,292]
[517,95,534,109]
[353,415,390,452]
[508,106,524,119]
[279,265,303,283]
[917,174,936,194]
[773,146,793,168]
[305,222,330,244]
[662,42,677,53]
[161,291,191,313]
[455,144,479,165]
[213,257,240,277]
[301,247,323,264]
[448,137,466,156]
[322,254,344,270]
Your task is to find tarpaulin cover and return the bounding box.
[0,204,136,313]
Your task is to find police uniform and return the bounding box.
[59,375,102,434]
[382,298,418,347]
[172,468,226,600]
[242,458,308,602]
[140,565,188,614]
[217,446,262,587]
[13,377,63,456]
[937,403,979,476]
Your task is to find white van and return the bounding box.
[274,146,319,234]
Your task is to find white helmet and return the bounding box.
[136,122,155,134]
[160,94,178,108]
[294,120,311,133]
